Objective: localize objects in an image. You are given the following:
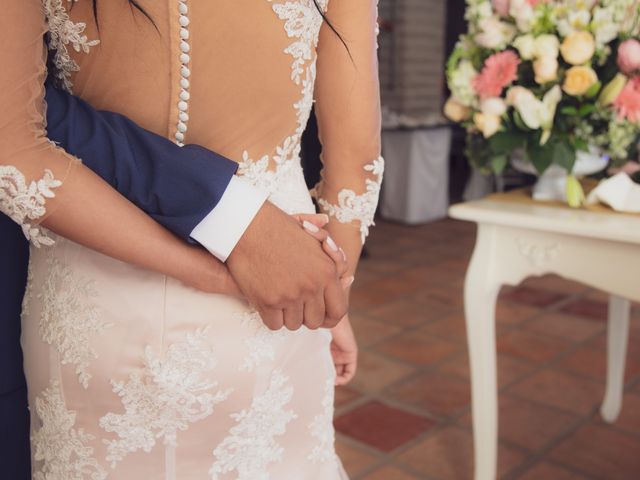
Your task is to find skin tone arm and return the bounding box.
[313,0,385,384]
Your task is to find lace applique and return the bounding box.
[0,166,62,247]
[315,156,385,244]
[39,251,110,388]
[307,378,338,463]
[32,381,107,480]
[238,311,291,372]
[238,1,325,211]
[209,370,297,480]
[43,0,100,93]
[99,328,232,468]
[21,261,36,318]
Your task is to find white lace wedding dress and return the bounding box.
[1,0,383,478]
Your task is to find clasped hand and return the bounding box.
[226,201,350,331]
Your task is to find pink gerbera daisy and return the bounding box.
[614,76,640,123]
[473,51,521,99]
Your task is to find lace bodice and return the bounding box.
[1,0,382,249]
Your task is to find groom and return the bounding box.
[0,82,348,479]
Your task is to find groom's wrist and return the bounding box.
[190,176,268,262]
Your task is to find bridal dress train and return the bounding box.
[1,0,383,478]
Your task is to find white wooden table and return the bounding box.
[449,196,640,480]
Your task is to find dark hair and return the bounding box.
[89,0,349,53]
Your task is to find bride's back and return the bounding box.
[62,0,326,167]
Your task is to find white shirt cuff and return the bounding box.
[190,176,268,262]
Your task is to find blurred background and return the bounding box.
[313,1,640,479]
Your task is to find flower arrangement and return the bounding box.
[445,0,640,206]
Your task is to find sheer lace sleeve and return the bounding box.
[313,0,383,245]
[0,0,82,246]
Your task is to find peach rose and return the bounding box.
[444,97,471,122]
[560,31,596,66]
[563,66,598,96]
[474,112,502,138]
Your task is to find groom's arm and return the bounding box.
[44,81,266,262]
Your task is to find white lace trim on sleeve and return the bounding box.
[0,166,62,247]
[314,156,384,244]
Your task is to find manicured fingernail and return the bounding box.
[302,220,319,233]
[319,214,329,225]
[327,236,338,251]
[339,248,347,262]
[347,275,355,287]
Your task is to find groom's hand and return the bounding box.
[227,201,348,330]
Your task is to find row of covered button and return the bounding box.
[175,0,191,145]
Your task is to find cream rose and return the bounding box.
[514,35,536,60]
[560,31,596,65]
[563,65,598,96]
[444,97,472,122]
[534,34,560,59]
[534,56,559,84]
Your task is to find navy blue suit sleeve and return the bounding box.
[43,81,238,242]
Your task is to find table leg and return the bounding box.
[601,295,631,423]
[464,225,501,480]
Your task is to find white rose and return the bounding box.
[506,86,535,106]
[533,56,559,84]
[481,97,507,116]
[514,35,536,60]
[474,112,502,138]
[534,34,560,59]
[475,16,517,50]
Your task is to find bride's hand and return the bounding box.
[330,315,358,385]
[294,213,354,289]
[185,212,351,300]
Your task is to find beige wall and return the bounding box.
[378,0,446,118]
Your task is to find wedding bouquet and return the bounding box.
[445,0,640,205]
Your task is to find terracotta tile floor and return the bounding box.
[336,218,640,480]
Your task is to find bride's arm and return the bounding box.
[314,0,383,282]
[0,0,235,295]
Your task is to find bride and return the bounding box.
[1,0,382,478]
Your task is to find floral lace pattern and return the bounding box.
[315,156,385,243]
[99,328,232,468]
[238,0,327,212]
[238,311,289,373]
[43,0,100,92]
[307,378,338,463]
[209,370,297,480]
[39,250,111,388]
[0,166,62,247]
[21,261,36,318]
[32,382,107,480]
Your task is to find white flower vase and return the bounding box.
[511,147,609,202]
